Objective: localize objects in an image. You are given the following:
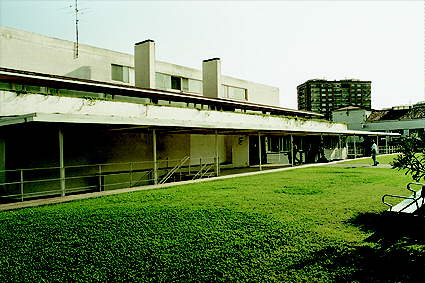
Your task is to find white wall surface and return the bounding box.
[0,91,348,134]
[332,109,371,130]
[0,26,280,106]
[231,135,249,167]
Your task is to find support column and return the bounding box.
[338,135,341,159]
[376,135,379,154]
[385,133,389,154]
[300,137,303,164]
[353,135,357,159]
[153,129,158,185]
[59,128,65,197]
[258,133,262,171]
[345,136,349,159]
[215,130,219,176]
[0,138,5,185]
[290,135,294,167]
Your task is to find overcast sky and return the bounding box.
[1,0,424,109]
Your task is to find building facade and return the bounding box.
[297,79,371,120]
[0,26,279,106]
[0,26,395,203]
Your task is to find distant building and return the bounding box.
[332,102,425,136]
[297,79,371,120]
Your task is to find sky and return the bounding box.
[0,0,424,110]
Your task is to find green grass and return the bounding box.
[0,166,424,282]
[341,153,400,165]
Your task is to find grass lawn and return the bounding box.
[341,153,400,165]
[0,166,424,282]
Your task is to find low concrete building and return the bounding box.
[0,27,397,202]
[333,103,425,136]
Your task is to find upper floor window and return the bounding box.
[111,64,129,83]
[222,85,247,101]
[155,72,202,94]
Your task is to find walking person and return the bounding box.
[371,142,379,166]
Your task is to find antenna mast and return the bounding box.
[73,0,79,59]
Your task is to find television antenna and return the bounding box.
[73,0,79,59]
[59,0,92,59]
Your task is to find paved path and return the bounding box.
[0,155,395,211]
[327,163,392,168]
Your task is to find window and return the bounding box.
[111,64,129,83]
[188,79,202,94]
[171,76,181,90]
[156,73,200,93]
[156,73,171,90]
[222,85,247,101]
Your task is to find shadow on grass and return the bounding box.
[286,212,425,282]
[340,212,425,282]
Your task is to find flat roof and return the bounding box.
[0,113,400,137]
[0,67,323,118]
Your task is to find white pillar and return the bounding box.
[59,128,65,196]
[153,129,158,184]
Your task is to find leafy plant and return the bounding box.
[392,133,425,181]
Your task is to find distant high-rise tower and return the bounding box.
[297,79,371,120]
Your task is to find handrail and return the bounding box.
[199,164,214,179]
[406,182,425,197]
[131,169,153,187]
[192,163,209,180]
[382,194,416,211]
[159,156,190,184]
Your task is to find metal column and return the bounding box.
[290,135,294,167]
[353,135,357,159]
[215,130,219,176]
[385,133,389,154]
[153,129,158,185]
[59,128,65,196]
[338,135,341,158]
[258,133,262,171]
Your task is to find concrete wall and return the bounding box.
[157,134,190,162]
[190,134,226,164]
[363,119,425,133]
[0,26,280,106]
[0,27,134,85]
[332,109,371,130]
[231,135,249,167]
[0,91,348,134]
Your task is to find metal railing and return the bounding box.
[0,156,219,203]
[159,156,190,184]
[378,146,400,155]
[382,182,425,213]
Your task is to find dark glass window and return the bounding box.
[171,76,181,90]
